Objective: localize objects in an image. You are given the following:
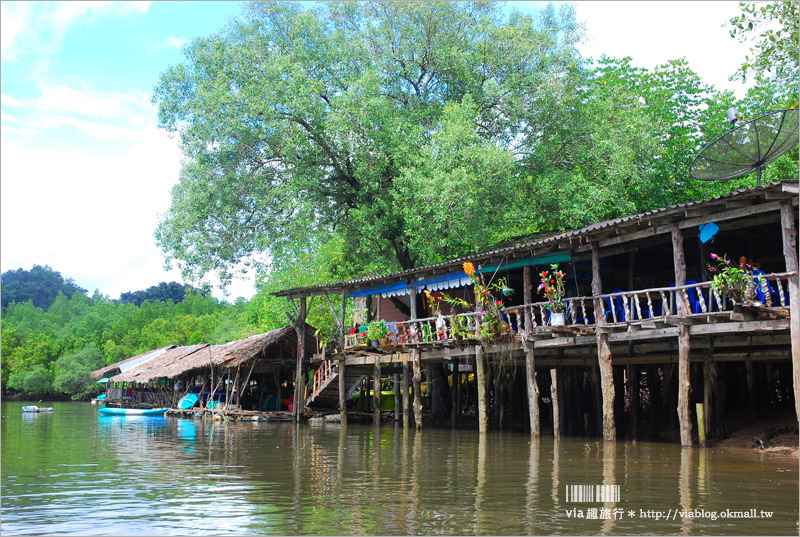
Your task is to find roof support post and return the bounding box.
[671,225,693,447]
[780,200,799,420]
[592,242,616,441]
[339,291,348,425]
[523,265,540,437]
[292,296,307,423]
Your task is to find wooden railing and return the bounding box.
[307,360,335,404]
[340,272,794,349]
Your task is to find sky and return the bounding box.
[0,1,755,303]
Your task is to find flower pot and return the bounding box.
[379,337,390,347]
[369,339,380,348]
[550,312,565,327]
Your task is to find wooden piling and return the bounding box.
[550,367,561,437]
[373,358,381,426]
[592,242,616,441]
[339,291,348,424]
[672,224,693,447]
[744,358,757,416]
[394,373,401,422]
[452,359,460,429]
[628,364,639,440]
[402,360,410,429]
[413,352,422,430]
[523,265,541,437]
[779,200,799,420]
[702,361,712,440]
[696,403,706,447]
[476,345,488,434]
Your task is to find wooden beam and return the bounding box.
[476,345,488,434]
[339,291,347,424]
[410,287,423,430]
[293,296,307,422]
[550,367,561,437]
[672,225,693,447]
[373,358,381,426]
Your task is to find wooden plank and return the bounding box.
[672,225,692,447]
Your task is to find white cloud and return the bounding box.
[1,1,152,65]
[34,85,133,119]
[164,36,188,49]
[1,113,20,124]
[1,93,25,107]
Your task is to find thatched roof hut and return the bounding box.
[94,324,316,385]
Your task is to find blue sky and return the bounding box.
[1,1,753,302]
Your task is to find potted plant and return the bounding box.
[708,253,762,305]
[538,264,567,326]
[365,319,389,347]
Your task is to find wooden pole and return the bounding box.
[592,242,616,441]
[696,403,706,447]
[703,361,712,439]
[476,345,488,434]
[451,358,460,429]
[293,297,307,422]
[373,358,381,426]
[550,367,561,437]
[628,365,639,440]
[523,265,541,437]
[403,360,410,428]
[744,359,757,416]
[409,287,423,430]
[672,224,693,447]
[339,292,348,424]
[394,373,401,422]
[779,200,799,420]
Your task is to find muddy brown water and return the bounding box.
[2,401,797,535]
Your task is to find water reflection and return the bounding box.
[1,402,798,536]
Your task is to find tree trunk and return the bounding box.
[592,242,616,441]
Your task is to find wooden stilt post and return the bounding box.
[339,291,348,425]
[409,287,423,430]
[703,361,712,440]
[523,265,540,437]
[592,242,616,441]
[550,367,561,437]
[403,360,410,429]
[452,358,460,429]
[628,365,639,440]
[476,345,488,434]
[672,224,693,447]
[779,200,799,420]
[394,373,401,423]
[373,358,381,426]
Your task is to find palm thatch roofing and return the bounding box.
[92,346,176,380]
[94,324,315,384]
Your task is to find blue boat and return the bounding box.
[177,393,199,410]
[98,407,169,416]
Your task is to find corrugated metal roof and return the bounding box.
[273,180,797,298]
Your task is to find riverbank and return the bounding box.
[711,411,799,456]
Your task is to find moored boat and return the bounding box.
[98,407,169,416]
[22,406,54,413]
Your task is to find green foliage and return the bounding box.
[1,265,86,311]
[153,1,585,281]
[52,344,106,400]
[8,365,53,398]
[729,1,799,108]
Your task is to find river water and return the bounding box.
[1,401,797,536]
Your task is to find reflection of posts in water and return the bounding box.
[697,447,707,498]
[474,432,488,534]
[410,430,422,536]
[600,441,616,535]
[679,447,694,535]
[525,437,541,534]
[292,424,304,535]
[551,438,560,509]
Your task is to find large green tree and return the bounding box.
[153,1,585,283]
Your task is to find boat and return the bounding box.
[177,393,199,410]
[22,406,53,413]
[98,407,169,416]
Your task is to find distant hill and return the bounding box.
[1,265,86,310]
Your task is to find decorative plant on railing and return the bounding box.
[365,319,389,343]
[538,264,566,313]
[707,253,763,305]
[451,262,510,343]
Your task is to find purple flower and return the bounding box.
[710,253,719,260]
[476,311,486,317]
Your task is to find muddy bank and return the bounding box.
[710,412,798,456]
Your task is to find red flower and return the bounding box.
[550,279,554,284]
[495,300,503,306]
